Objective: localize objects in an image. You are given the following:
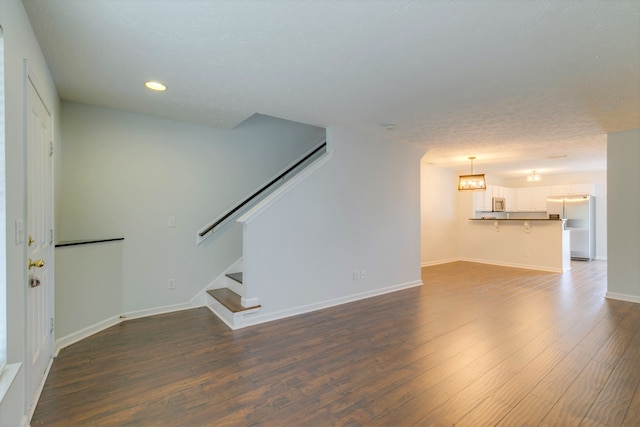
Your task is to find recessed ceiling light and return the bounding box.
[383,124,397,130]
[145,81,167,91]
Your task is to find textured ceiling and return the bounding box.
[22,0,640,178]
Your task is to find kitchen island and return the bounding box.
[462,218,570,273]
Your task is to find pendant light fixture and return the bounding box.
[527,170,541,182]
[458,156,487,191]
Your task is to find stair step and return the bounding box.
[206,288,260,313]
[226,272,243,284]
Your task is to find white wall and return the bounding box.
[0,0,60,425]
[55,241,123,345]
[420,165,459,266]
[59,104,325,314]
[239,127,425,324]
[607,129,640,302]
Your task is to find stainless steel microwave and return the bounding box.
[492,197,506,212]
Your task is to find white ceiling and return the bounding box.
[22,0,640,178]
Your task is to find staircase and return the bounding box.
[204,260,261,329]
[199,139,330,329]
[206,273,260,313]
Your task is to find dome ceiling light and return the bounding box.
[144,81,167,91]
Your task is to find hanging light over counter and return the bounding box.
[458,156,487,191]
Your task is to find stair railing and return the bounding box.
[197,138,327,244]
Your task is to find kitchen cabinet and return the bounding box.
[504,187,515,212]
[549,184,595,196]
[516,188,533,211]
[473,191,483,211]
[533,187,550,211]
[571,184,595,195]
[473,183,593,213]
[549,185,570,196]
[516,187,550,212]
[473,185,493,211]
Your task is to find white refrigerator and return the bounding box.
[547,194,596,260]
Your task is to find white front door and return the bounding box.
[25,70,54,416]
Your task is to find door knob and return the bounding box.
[28,258,45,269]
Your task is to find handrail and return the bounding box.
[198,139,327,238]
[56,237,124,248]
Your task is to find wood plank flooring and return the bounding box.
[32,260,640,426]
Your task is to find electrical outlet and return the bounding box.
[168,278,175,289]
[360,270,366,279]
[352,271,359,281]
[168,217,176,228]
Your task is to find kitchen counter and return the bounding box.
[461,217,571,273]
[469,218,564,221]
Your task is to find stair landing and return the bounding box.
[206,288,260,313]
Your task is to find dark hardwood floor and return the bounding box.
[32,260,640,426]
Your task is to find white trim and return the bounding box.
[205,298,235,329]
[195,257,243,297]
[215,279,423,330]
[122,301,202,322]
[23,59,56,418]
[200,258,242,292]
[204,293,260,330]
[28,358,54,421]
[0,363,21,405]
[241,296,260,307]
[605,292,640,304]
[54,314,122,356]
[237,149,334,224]
[55,300,206,356]
[421,257,460,267]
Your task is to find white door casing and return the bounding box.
[25,65,54,416]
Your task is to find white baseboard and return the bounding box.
[55,301,204,356]
[421,257,460,267]
[605,292,640,304]
[55,315,123,356]
[226,279,423,329]
[122,301,201,321]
